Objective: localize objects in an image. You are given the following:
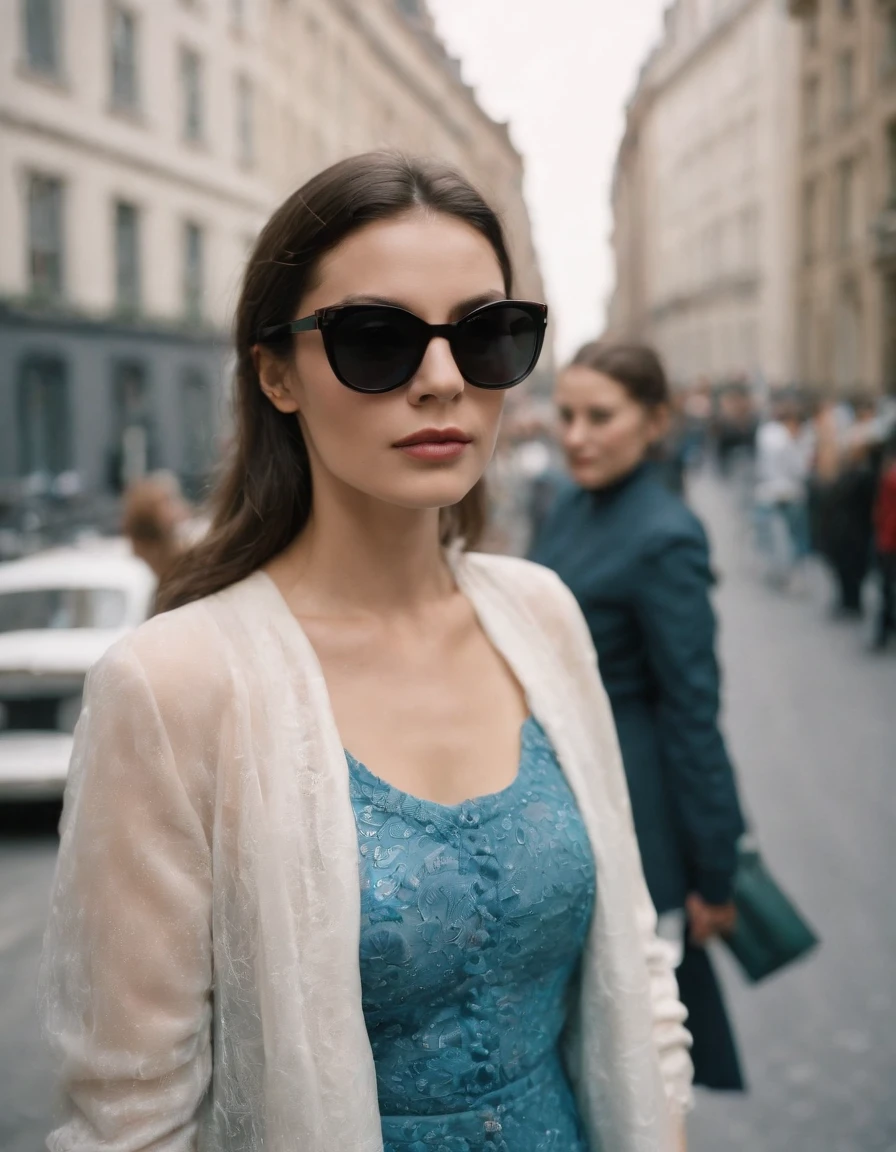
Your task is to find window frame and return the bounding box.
[836,49,855,124]
[114,199,142,315]
[21,0,63,78]
[27,171,65,301]
[887,119,896,209]
[16,354,72,479]
[180,45,205,144]
[180,366,214,496]
[235,73,255,168]
[109,359,154,491]
[109,2,140,114]
[182,220,204,321]
[835,157,856,253]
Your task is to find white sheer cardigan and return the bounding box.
[38,552,693,1152]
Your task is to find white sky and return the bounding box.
[427,1,667,361]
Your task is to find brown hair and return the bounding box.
[157,153,513,613]
[570,341,670,408]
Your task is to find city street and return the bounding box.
[687,473,896,1152]
[1,472,895,1151]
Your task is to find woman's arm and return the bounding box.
[38,641,213,1152]
[634,524,745,908]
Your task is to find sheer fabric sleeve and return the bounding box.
[38,639,214,1152]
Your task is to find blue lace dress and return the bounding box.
[345,716,597,1152]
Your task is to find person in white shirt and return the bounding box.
[754,398,812,587]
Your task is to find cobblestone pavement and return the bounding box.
[1,471,894,1151]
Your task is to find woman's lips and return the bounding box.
[397,440,470,461]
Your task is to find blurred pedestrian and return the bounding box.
[753,396,812,589]
[40,155,691,1152]
[872,432,896,651]
[120,471,191,580]
[531,340,747,1093]
[824,399,878,618]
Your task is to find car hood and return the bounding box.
[0,629,123,675]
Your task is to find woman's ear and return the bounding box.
[253,344,301,415]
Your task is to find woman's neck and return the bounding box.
[267,481,454,622]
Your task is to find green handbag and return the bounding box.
[722,837,819,984]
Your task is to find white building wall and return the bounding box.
[0,0,543,328]
[625,0,798,387]
[0,0,547,513]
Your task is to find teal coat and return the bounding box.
[530,464,746,1089]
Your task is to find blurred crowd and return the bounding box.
[483,381,896,653]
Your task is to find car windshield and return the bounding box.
[0,588,129,633]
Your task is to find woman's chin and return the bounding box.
[377,476,482,513]
[570,463,603,489]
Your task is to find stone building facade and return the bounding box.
[0,0,544,538]
[790,0,896,395]
[606,0,800,390]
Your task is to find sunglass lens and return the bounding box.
[454,304,542,388]
[329,309,422,392]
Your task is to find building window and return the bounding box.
[114,201,141,314]
[804,7,819,50]
[180,368,213,497]
[837,51,855,123]
[230,0,245,29]
[183,222,204,320]
[109,362,153,490]
[887,121,896,208]
[22,0,62,76]
[27,173,64,299]
[17,356,71,478]
[834,281,861,390]
[884,14,896,81]
[236,75,254,167]
[802,180,817,262]
[181,48,204,143]
[838,0,854,16]
[110,4,139,112]
[805,76,821,141]
[836,159,856,251]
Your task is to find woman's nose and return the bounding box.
[407,337,465,404]
[562,418,586,449]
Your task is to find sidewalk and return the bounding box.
[687,471,896,1152]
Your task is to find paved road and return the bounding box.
[1,472,894,1151]
[0,805,60,1152]
[686,473,896,1152]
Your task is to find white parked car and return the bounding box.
[0,540,156,800]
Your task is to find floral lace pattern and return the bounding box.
[346,717,597,1152]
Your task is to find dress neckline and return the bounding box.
[345,715,539,820]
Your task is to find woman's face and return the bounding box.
[555,365,668,491]
[257,210,508,519]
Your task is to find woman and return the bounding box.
[531,342,747,1092]
[39,155,691,1152]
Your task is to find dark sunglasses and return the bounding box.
[257,299,548,394]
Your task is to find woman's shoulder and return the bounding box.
[462,550,572,597]
[631,472,709,555]
[93,571,270,712]
[460,551,590,644]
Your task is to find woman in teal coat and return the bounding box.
[530,341,747,1091]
